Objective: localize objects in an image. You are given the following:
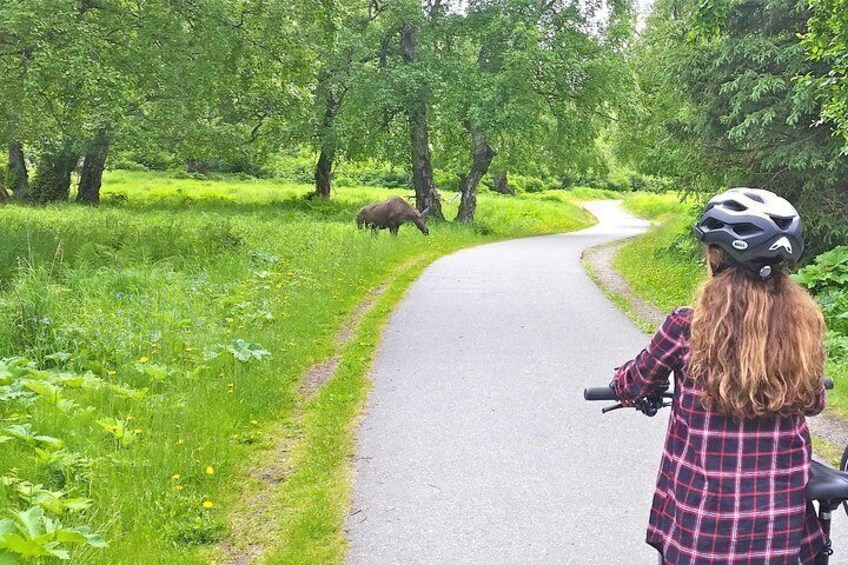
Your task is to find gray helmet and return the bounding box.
[693,188,804,279]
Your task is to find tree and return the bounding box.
[615,0,848,256]
[804,0,848,146]
[436,0,633,222]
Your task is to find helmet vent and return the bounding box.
[723,199,748,212]
[746,192,765,203]
[731,223,761,236]
[703,218,724,230]
[770,215,792,230]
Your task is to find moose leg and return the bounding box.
[390,225,399,237]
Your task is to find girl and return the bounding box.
[613,188,828,565]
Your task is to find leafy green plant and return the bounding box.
[795,246,848,334]
[0,506,105,561]
[204,340,271,363]
[96,418,139,448]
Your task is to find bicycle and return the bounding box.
[584,378,848,565]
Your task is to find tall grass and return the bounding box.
[0,171,597,563]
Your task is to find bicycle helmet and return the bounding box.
[692,188,803,280]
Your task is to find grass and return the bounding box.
[620,191,694,221]
[614,191,848,418]
[613,211,705,312]
[0,170,602,563]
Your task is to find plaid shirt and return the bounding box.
[613,307,827,565]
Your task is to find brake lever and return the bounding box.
[602,403,624,414]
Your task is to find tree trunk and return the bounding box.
[492,171,515,195]
[313,148,334,199]
[456,125,496,223]
[77,130,110,205]
[7,141,29,199]
[32,144,77,203]
[312,89,339,199]
[408,107,444,219]
[0,179,8,203]
[401,23,444,220]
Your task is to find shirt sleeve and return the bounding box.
[613,308,690,403]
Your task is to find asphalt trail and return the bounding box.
[345,201,847,564]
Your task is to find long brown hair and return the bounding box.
[689,246,825,418]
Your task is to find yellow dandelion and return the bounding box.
[203,500,214,508]
[139,356,149,364]
[106,370,116,376]
[225,317,234,324]
[176,438,185,445]
[172,474,180,481]
[250,419,258,425]
[184,345,194,352]
[175,485,184,492]
[134,429,142,435]
[126,415,134,421]
[205,466,214,476]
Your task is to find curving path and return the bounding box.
[344,201,846,564]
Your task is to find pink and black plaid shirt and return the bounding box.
[613,307,827,565]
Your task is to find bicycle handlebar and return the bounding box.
[583,386,617,401]
[584,378,834,409]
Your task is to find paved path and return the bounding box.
[345,201,847,564]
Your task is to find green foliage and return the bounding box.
[0,506,105,562]
[795,246,848,334]
[804,0,848,147]
[614,0,848,258]
[0,171,596,562]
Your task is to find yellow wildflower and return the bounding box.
[175,485,184,492]
[205,466,214,476]
[172,474,180,481]
[106,370,116,376]
[139,356,149,364]
[250,420,258,425]
[176,438,185,446]
[203,500,214,508]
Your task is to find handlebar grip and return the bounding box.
[584,386,618,401]
[825,377,834,390]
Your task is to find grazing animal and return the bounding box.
[356,197,430,236]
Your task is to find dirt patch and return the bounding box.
[335,285,387,345]
[213,427,299,565]
[582,239,667,331]
[582,238,848,460]
[300,284,388,400]
[301,357,342,399]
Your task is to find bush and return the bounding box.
[795,246,848,335]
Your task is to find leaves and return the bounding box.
[204,340,272,363]
[0,507,106,561]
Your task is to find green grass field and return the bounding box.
[616,192,848,417]
[0,171,608,564]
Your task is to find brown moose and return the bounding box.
[356,197,430,236]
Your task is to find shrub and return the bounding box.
[795,246,848,335]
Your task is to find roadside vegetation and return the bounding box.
[0,171,604,563]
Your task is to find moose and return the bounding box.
[356,197,430,236]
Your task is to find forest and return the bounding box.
[1,0,848,562]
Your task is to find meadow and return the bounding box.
[0,171,610,564]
